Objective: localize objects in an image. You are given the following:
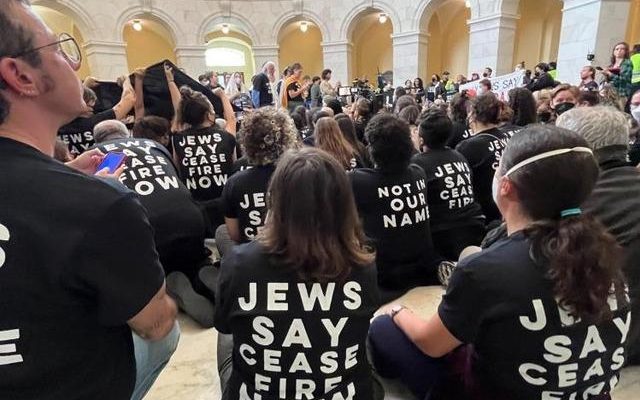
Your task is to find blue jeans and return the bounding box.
[368,315,443,399]
[131,321,181,400]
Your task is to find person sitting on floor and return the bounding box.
[350,113,452,300]
[216,107,299,258]
[369,124,629,400]
[215,148,381,400]
[557,105,640,365]
[456,93,511,224]
[93,119,215,327]
[411,108,485,261]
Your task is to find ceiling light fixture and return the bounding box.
[300,21,309,33]
[379,13,388,24]
[221,23,230,34]
[132,19,143,31]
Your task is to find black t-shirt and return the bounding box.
[220,165,275,243]
[499,123,523,139]
[58,109,116,155]
[455,127,509,222]
[411,149,484,232]
[0,137,164,400]
[214,241,379,400]
[439,232,629,398]
[232,157,253,174]
[349,166,439,289]
[252,73,274,107]
[172,126,236,202]
[580,80,600,92]
[96,138,207,271]
[447,121,472,148]
[287,81,304,102]
[354,118,370,145]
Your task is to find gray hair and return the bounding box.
[262,61,276,73]
[93,120,129,143]
[556,106,629,151]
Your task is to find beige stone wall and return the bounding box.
[30,0,638,87]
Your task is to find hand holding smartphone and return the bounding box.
[96,152,127,175]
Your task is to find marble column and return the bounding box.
[252,45,280,74]
[174,45,208,78]
[322,40,353,85]
[557,0,631,85]
[83,40,128,80]
[467,14,519,77]
[392,31,429,87]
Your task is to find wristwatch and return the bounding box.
[390,305,407,321]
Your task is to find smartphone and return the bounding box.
[96,152,127,174]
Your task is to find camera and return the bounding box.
[587,53,595,62]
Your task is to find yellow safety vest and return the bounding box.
[632,53,640,84]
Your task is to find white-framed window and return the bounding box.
[205,47,246,67]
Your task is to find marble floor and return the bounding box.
[145,286,640,400]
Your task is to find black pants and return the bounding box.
[432,224,485,261]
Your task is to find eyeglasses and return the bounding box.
[10,33,82,70]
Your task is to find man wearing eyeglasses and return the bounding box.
[0,2,179,400]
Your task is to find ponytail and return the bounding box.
[524,214,626,324]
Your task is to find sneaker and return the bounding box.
[437,261,457,287]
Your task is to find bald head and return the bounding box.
[94,120,129,143]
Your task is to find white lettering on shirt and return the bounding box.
[0,329,23,366]
[0,223,9,269]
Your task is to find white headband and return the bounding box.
[504,147,593,177]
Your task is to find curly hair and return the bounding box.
[366,113,414,173]
[508,87,537,126]
[449,92,470,124]
[239,107,299,166]
[471,93,501,125]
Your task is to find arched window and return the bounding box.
[205,47,246,67]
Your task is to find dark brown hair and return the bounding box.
[177,86,214,127]
[0,0,39,125]
[315,117,355,169]
[508,87,537,126]
[133,116,170,143]
[611,41,630,65]
[53,139,72,162]
[335,113,368,165]
[501,125,626,323]
[259,147,374,282]
[471,93,501,125]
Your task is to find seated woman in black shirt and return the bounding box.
[411,109,485,261]
[217,107,299,257]
[215,148,380,400]
[315,117,364,171]
[335,113,371,168]
[350,114,446,298]
[170,85,237,233]
[456,93,511,224]
[446,92,472,148]
[370,125,629,400]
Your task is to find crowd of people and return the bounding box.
[1,1,640,399]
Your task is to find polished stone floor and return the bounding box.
[145,286,640,400]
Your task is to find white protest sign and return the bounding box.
[459,70,526,101]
